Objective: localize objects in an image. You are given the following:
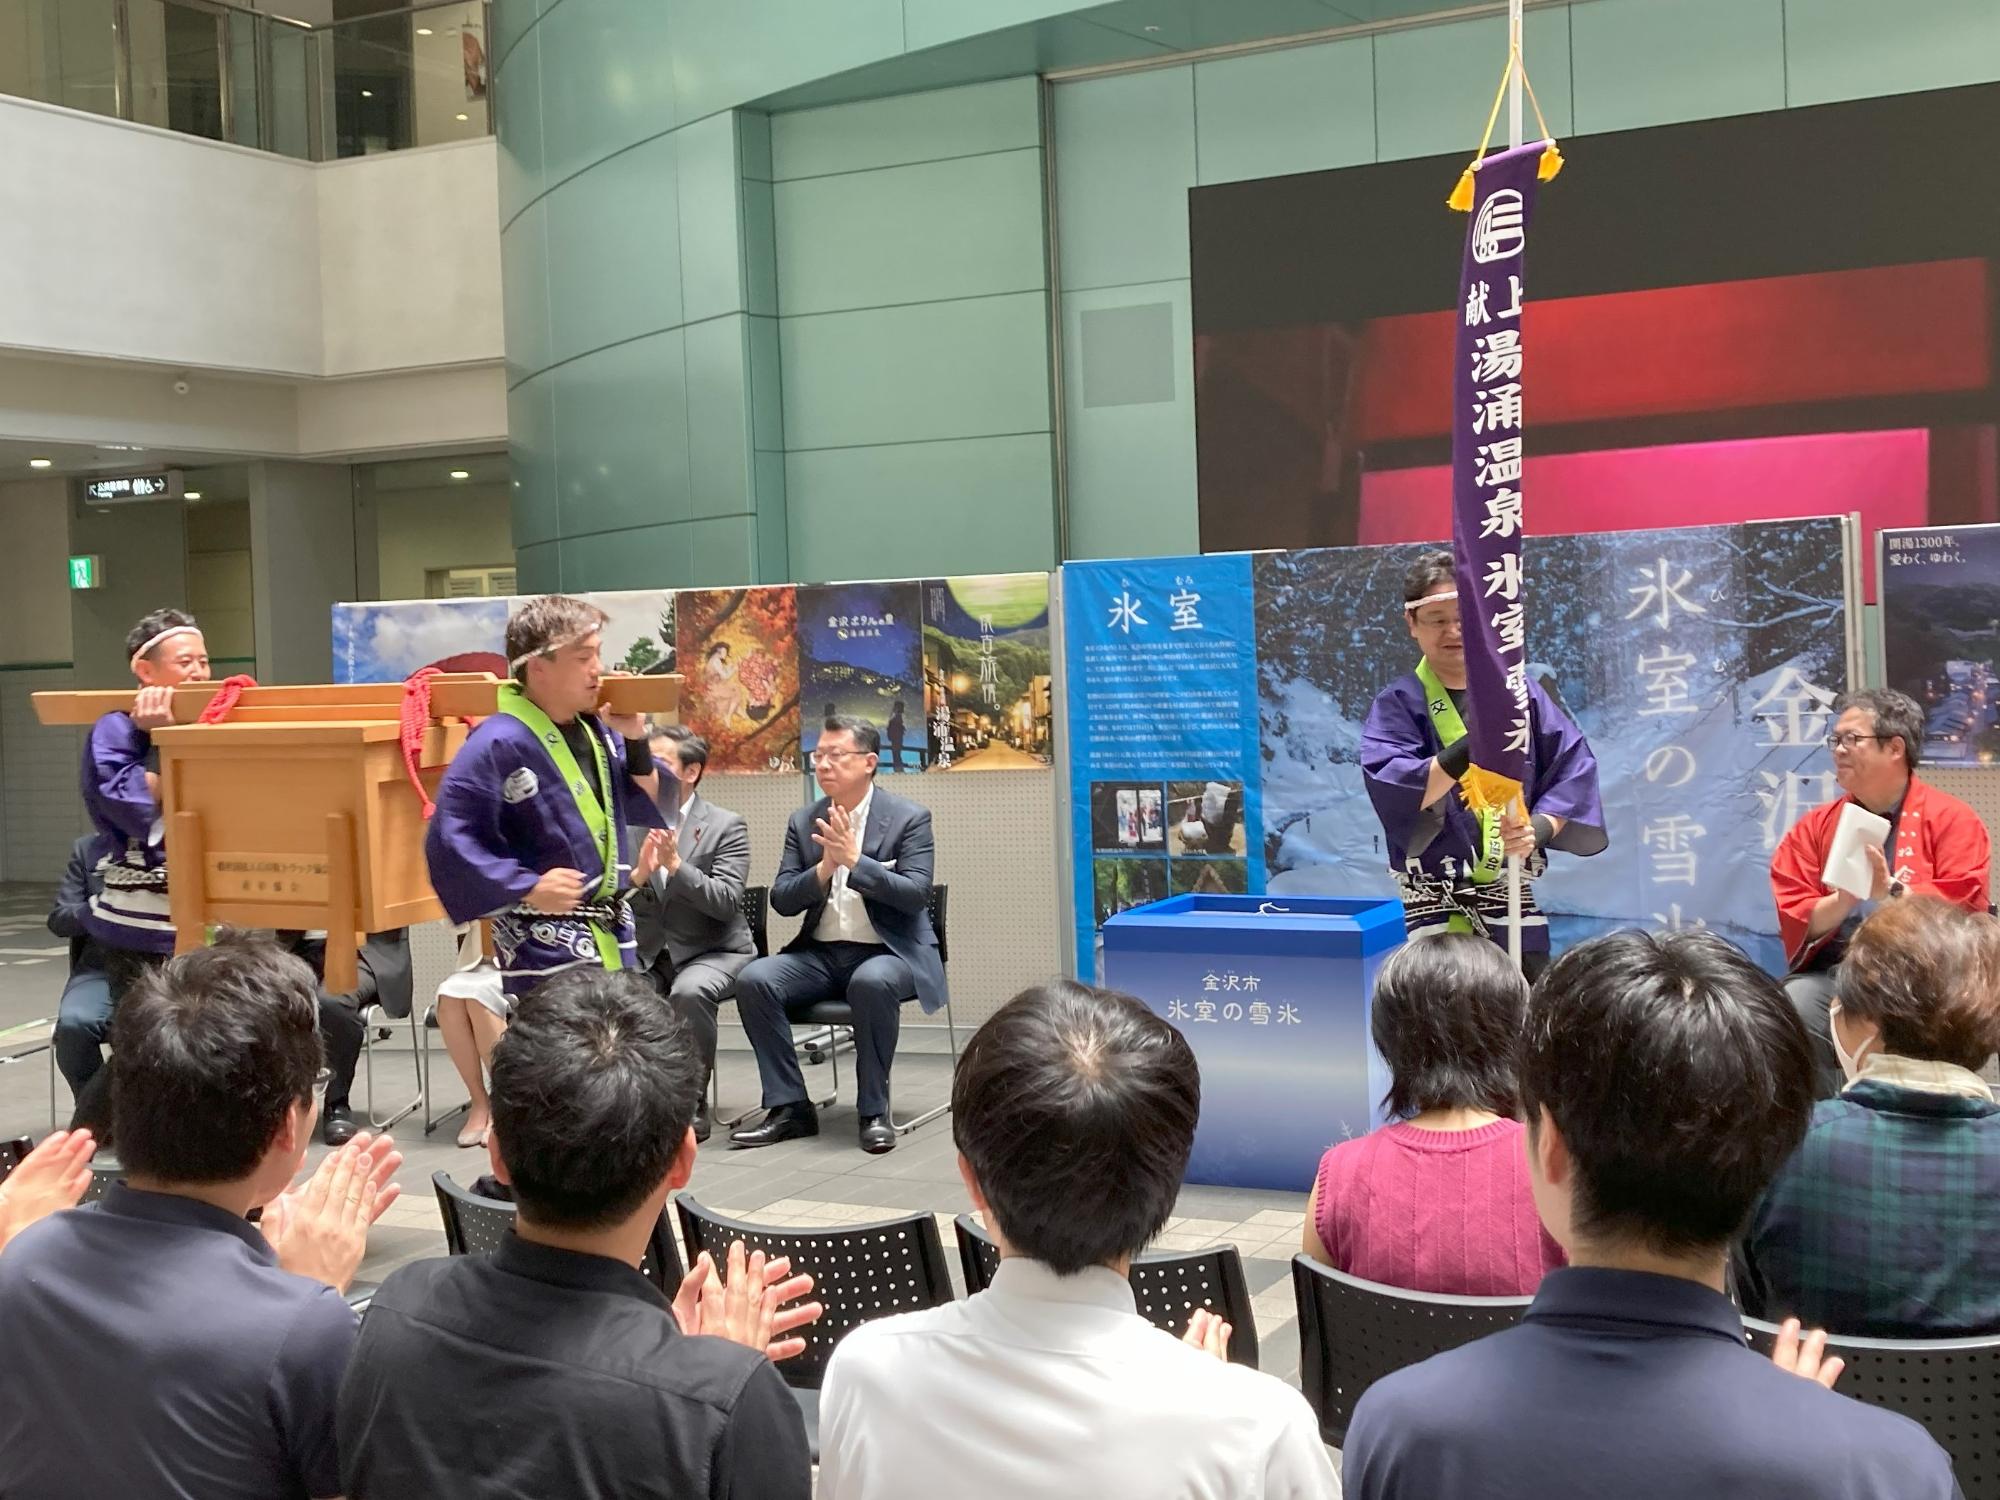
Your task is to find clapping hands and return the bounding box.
[0,1129,97,1253]
[812,804,861,873]
[262,1132,402,1293]
[671,1239,824,1362]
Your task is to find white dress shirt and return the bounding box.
[817,1257,1339,1500]
[814,786,884,946]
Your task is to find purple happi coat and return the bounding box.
[1361,669,1605,954]
[79,711,175,955]
[425,711,664,998]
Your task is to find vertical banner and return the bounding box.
[1881,524,2000,765]
[1062,555,1263,978]
[1453,141,1548,806]
[797,581,925,772]
[675,587,802,773]
[921,575,1055,771]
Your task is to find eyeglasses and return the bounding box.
[1411,612,1461,631]
[809,748,871,767]
[312,1066,332,1102]
[1826,731,1888,751]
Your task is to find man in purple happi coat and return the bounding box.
[1362,550,1606,978]
[426,595,664,1000]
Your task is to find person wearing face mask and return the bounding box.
[1361,550,1606,980]
[1739,896,2000,1339]
[1770,687,1990,1099]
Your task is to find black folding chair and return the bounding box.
[675,1194,956,1459]
[740,884,770,960]
[798,884,956,1134]
[431,1171,685,1291]
[1291,1255,1529,1444]
[0,1137,32,1185]
[78,1160,122,1204]
[1743,1316,2000,1499]
[713,887,769,1127]
[954,1212,1260,1368]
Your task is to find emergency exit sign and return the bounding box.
[67,555,101,590]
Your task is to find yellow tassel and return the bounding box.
[1539,141,1565,181]
[1447,168,1476,213]
[1459,764,1526,817]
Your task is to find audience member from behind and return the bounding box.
[338,968,818,1500]
[1743,896,2000,1337]
[1304,934,1562,1293]
[818,979,1338,1500]
[1342,930,1956,1500]
[0,937,401,1500]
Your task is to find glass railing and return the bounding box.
[0,0,491,160]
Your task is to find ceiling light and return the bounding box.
[448,469,471,480]
[455,113,468,121]
[183,490,203,501]
[361,89,373,97]
[416,25,432,34]
[29,458,52,469]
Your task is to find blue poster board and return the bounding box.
[1101,894,1405,1191]
[1063,555,1265,979]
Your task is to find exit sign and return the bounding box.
[67,555,101,590]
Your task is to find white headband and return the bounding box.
[508,626,597,671]
[1404,591,1460,612]
[129,625,202,670]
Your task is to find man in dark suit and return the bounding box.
[279,929,414,1146]
[630,726,755,1143]
[731,716,947,1156]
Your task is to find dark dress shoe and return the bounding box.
[692,1101,713,1145]
[321,1106,360,1147]
[858,1115,896,1155]
[730,1102,819,1149]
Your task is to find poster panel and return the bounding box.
[921,574,1055,771]
[798,582,924,772]
[675,587,801,774]
[1062,555,1264,978]
[1881,524,2000,766]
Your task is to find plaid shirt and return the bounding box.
[1739,1068,2000,1338]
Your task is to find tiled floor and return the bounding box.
[0,882,1313,1383]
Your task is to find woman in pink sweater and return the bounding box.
[1302,933,1562,1295]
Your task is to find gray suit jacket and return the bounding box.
[771,786,948,1014]
[630,792,756,973]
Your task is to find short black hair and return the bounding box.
[1371,934,1526,1119]
[954,980,1198,1274]
[505,595,609,681]
[653,723,709,774]
[823,715,881,758]
[489,968,702,1231]
[124,607,199,661]
[1520,929,1815,1256]
[111,936,323,1184]
[1833,687,1925,771]
[1402,549,1456,605]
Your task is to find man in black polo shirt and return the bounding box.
[338,967,818,1500]
[0,937,402,1500]
[1343,930,1959,1500]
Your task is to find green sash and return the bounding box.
[1415,658,1504,887]
[496,683,621,970]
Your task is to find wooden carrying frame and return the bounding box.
[35,673,681,991]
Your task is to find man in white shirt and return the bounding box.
[729,717,948,1156]
[816,979,1339,1499]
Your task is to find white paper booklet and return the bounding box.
[1822,802,1891,900]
